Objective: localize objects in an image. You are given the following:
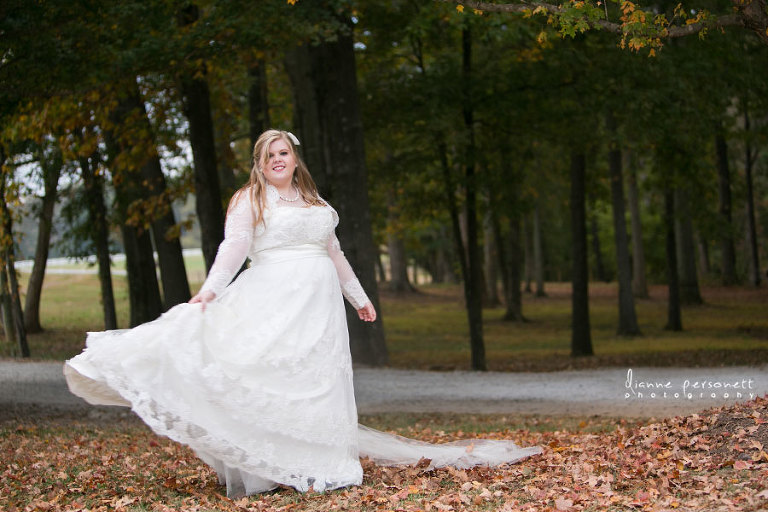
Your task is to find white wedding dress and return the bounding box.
[64,185,541,497]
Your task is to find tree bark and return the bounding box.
[570,152,593,356]
[177,5,224,274]
[0,171,28,357]
[461,25,486,370]
[664,189,683,331]
[128,82,191,308]
[743,103,761,287]
[105,96,164,327]
[590,211,609,282]
[607,119,640,335]
[24,151,61,333]
[522,215,534,293]
[284,16,387,366]
[625,155,648,298]
[483,210,501,306]
[79,153,118,330]
[715,125,738,285]
[502,214,524,321]
[675,189,703,305]
[386,191,414,293]
[387,233,413,293]
[533,202,546,297]
[248,58,271,149]
[697,231,711,276]
[0,264,15,348]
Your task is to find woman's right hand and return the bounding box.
[189,290,216,312]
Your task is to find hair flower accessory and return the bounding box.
[286,131,301,146]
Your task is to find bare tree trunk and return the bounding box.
[590,211,609,283]
[127,81,191,308]
[386,191,414,293]
[79,153,117,330]
[743,103,761,287]
[483,210,500,306]
[625,155,648,298]
[284,15,387,365]
[0,170,28,357]
[664,188,682,331]
[715,125,738,285]
[502,214,524,321]
[178,5,225,274]
[570,152,593,356]
[606,117,640,336]
[24,151,61,333]
[696,231,711,276]
[105,96,164,327]
[387,234,413,293]
[523,215,534,293]
[461,26,485,370]
[675,189,703,305]
[533,203,546,297]
[248,59,271,149]
[0,266,15,348]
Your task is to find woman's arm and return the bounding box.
[326,233,377,322]
[190,192,254,310]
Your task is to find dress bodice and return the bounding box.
[251,202,339,258]
[199,185,369,309]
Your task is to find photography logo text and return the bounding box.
[624,368,756,400]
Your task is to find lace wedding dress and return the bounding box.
[64,185,541,497]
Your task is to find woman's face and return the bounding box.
[262,138,296,189]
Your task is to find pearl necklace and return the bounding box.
[278,187,300,202]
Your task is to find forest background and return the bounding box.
[1,0,767,372]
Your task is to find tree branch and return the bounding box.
[442,0,759,42]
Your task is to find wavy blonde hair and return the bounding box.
[228,129,324,225]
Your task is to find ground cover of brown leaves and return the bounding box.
[2,397,767,512]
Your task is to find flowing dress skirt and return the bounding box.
[65,246,362,496]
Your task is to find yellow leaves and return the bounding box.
[456,4,464,13]
[286,0,297,4]
[473,9,483,15]
[621,0,636,15]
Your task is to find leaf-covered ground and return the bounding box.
[3,397,767,512]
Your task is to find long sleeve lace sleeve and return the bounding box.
[327,232,370,310]
[198,194,254,298]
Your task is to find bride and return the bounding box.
[64,129,541,498]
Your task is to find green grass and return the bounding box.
[5,265,768,368]
[381,282,768,371]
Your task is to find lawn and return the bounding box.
[5,270,767,370]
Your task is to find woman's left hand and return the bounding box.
[357,302,377,322]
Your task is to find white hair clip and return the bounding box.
[286,131,301,146]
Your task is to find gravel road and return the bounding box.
[1,361,766,422]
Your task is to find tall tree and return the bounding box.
[675,188,704,305]
[606,113,640,335]
[664,188,683,331]
[715,124,739,285]
[120,80,192,308]
[78,149,118,330]
[0,154,28,357]
[625,157,648,298]
[570,151,593,356]
[105,92,164,327]
[742,101,761,287]
[460,24,486,370]
[285,10,387,366]
[23,145,62,333]
[177,4,225,274]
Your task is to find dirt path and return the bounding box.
[1,361,766,421]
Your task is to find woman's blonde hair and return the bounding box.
[228,129,324,225]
